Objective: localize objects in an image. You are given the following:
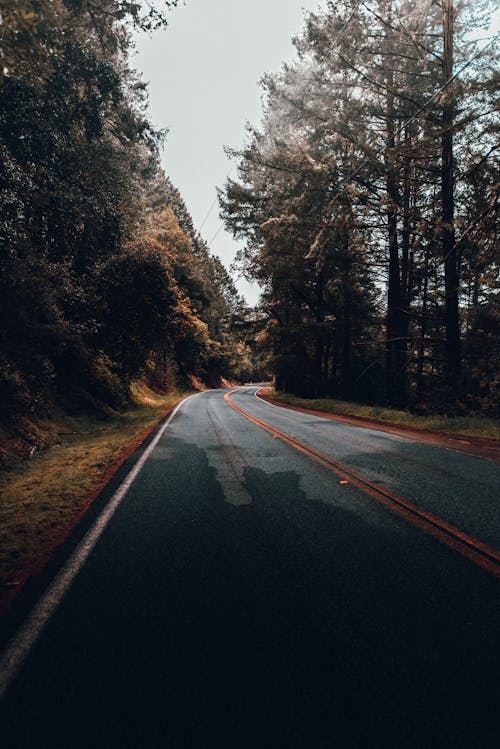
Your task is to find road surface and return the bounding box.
[1,386,499,748]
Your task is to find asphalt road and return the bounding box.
[1,386,499,748]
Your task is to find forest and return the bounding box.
[221,0,499,415]
[0,0,498,445]
[0,0,261,440]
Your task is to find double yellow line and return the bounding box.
[225,390,500,579]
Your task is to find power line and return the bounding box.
[197,165,234,240]
[300,31,499,254]
[208,222,224,245]
[344,32,500,187]
[334,0,364,39]
[198,194,219,233]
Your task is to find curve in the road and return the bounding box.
[225,390,500,579]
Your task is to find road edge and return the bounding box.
[256,389,500,462]
[0,394,192,619]
[0,393,198,698]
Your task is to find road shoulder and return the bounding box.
[256,389,500,462]
[0,393,191,619]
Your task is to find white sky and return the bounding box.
[133,0,324,305]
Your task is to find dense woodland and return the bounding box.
[0,0,498,436]
[0,0,260,433]
[221,0,499,414]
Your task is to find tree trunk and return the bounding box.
[338,225,351,400]
[384,74,407,407]
[401,128,412,311]
[416,247,430,403]
[441,0,461,395]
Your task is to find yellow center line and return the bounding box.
[225,390,500,579]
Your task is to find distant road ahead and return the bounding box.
[1,387,499,748]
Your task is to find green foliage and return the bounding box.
[462,299,500,416]
[0,0,255,433]
[220,0,499,414]
[95,239,182,377]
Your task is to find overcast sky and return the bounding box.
[133,0,324,305]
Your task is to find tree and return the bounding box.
[220,0,499,412]
[1,0,253,426]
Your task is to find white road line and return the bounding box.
[253,388,313,423]
[0,393,199,700]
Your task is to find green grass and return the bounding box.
[0,383,192,609]
[268,391,500,440]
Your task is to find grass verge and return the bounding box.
[0,383,192,614]
[267,391,500,441]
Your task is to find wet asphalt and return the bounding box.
[1,387,499,748]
